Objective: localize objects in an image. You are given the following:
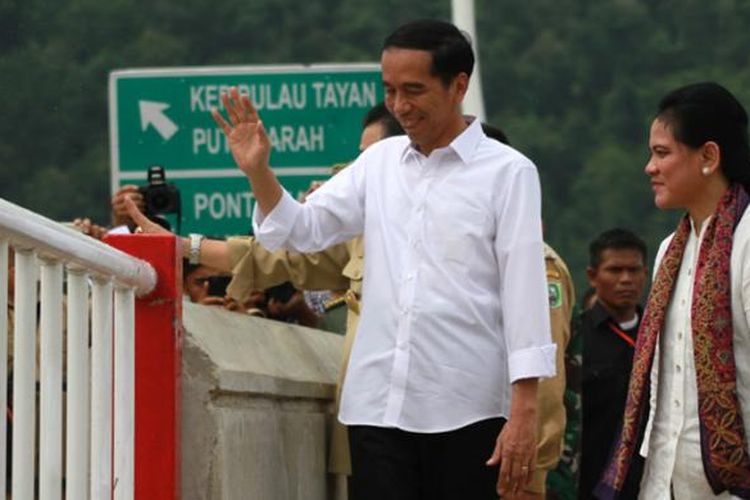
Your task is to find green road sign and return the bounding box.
[109,64,383,236]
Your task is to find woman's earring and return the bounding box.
[702,166,711,176]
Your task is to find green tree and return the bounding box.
[3,0,750,288]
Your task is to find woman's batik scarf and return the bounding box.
[596,184,750,499]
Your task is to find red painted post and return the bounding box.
[105,234,182,499]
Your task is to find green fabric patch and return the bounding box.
[548,282,563,309]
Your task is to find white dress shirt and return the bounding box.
[639,210,750,499]
[255,119,556,432]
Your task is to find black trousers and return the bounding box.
[348,417,505,500]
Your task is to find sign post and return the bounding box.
[109,64,382,236]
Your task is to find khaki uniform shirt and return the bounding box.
[526,244,575,494]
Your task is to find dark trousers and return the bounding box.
[348,417,505,500]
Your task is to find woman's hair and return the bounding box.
[657,82,750,191]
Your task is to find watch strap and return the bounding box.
[188,233,204,265]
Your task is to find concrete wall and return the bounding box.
[180,301,343,500]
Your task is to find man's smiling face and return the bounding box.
[381,47,466,155]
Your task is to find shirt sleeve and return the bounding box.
[252,156,367,253]
[225,236,351,303]
[494,161,556,383]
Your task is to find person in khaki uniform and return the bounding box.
[516,243,575,499]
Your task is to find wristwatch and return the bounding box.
[188,233,204,265]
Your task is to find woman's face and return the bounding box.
[645,118,706,210]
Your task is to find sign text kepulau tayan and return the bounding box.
[190,81,377,155]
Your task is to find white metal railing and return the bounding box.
[0,197,156,500]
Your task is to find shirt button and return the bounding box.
[675,399,681,407]
[673,430,679,438]
[675,364,681,373]
[678,331,683,340]
[680,299,686,307]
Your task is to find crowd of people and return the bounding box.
[8,17,750,500]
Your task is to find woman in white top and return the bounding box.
[597,82,750,499]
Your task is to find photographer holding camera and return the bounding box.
[111,166,179,233]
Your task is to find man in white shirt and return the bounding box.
[211,20,556,499]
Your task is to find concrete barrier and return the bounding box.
[180,300,343,500]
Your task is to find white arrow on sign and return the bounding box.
[139,100,179,141]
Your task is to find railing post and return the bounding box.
[90,277,114,500]
[113,285,135,500]
[39,257,64,500]
[12,249,38,500]
[66,267,91,500]
[105,234,182,500]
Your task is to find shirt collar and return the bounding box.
[450,116,483,164]
[588,300,643,329]
[689,214,713,239]
[399,116,483,165]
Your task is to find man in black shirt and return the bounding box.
[580,228,648,499]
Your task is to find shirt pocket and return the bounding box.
[428,201,492,263]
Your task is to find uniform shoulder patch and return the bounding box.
[548,281,563,309]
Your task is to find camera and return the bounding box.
[139,165,181,216]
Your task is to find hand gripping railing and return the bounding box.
[0,197,181,500]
